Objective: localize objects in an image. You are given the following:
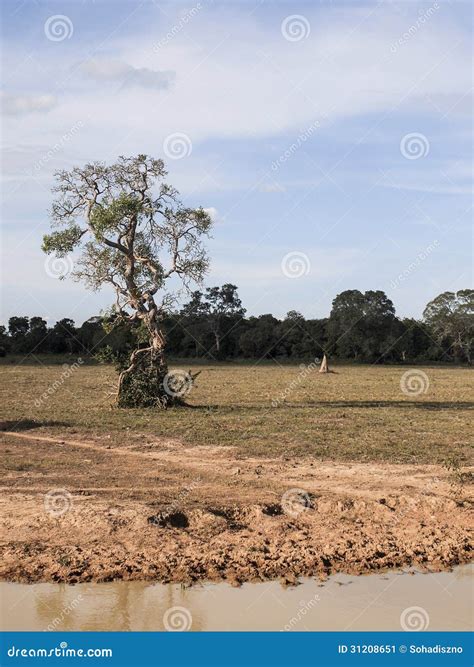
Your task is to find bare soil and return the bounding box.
[1,428,472,585]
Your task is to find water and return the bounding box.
[1,566,472,632]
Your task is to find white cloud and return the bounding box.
[1,93,56,116]
[383,181,473,195]
[3,4,471,150]
[380,159,473,196]
[259,182,286,193]
[77,58,175,90]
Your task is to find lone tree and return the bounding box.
[42,155,212,407]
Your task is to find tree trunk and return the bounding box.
[116,313,181,408]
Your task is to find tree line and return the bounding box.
[2,286,472,365]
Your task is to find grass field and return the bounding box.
[1,357,472,464]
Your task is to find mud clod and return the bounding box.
[147,511,189,529]
[262,504,283,517]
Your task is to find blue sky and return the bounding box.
[1,0,472,326]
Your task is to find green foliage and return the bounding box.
[94,346,117,364]
[6,289,472,365]
[89,195,144,239]
[328,290,398,362]
[116,352,182,409]
[181,284,246,359]
[8,316,29,340]
[239,314,280,358]
[42,226,84,256]
[423,290,474,363]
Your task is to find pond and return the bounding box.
[1,565,471,632]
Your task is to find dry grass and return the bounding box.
[0,357,473,464]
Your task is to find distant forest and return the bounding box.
[2,287,473,365]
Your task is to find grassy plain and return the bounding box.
[1,357,472,464]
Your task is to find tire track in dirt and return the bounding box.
[1,431,157,461]
[0,487,171,493]
[1,430,463,502]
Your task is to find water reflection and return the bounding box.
[1,565,472,632]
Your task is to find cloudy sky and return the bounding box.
[1,0,472,326]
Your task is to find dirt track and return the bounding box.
[0,429,472,585]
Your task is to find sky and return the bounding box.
[1,0,472,327]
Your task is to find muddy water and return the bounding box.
[1,566,472,632]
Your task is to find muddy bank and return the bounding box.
[1,493,472,585]
[0,430,472,584]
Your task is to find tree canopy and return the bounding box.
[42,154,212,407]
[423,290,474,364]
